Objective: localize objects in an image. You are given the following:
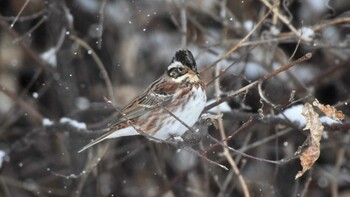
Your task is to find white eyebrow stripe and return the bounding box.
[167,61,183,70]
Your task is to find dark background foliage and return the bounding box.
[0,0,350,196]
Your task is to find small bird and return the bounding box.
[78,49,206,153]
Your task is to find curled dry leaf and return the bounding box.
[295,103,324,179]
[302,103,324,143]
[313,99,345,122]
[295,140,320,179]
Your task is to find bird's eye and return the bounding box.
[167,66,187,79]
[168,68,178,78]
[178,67,185,73]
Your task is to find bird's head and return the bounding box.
[167,49,200,82]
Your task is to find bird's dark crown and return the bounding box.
[172,49,198,73]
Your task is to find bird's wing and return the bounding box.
[78,79,179,153]
[117,79,179,122]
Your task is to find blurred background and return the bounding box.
[1,0,350,196]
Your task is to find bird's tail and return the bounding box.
[77,126,138,153]
[77,130,112,153]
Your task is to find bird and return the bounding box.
[78,49,207,153]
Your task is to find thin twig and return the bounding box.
[0,85,44,124]
[202,116,254,156]
[69,34,115,103]
[184,147,228,170]
[258,80,279,109]
[300,174,312,197]
[0,19,48,72]
[200,1,278,75]
[0,175,67,195]
[219,0,228,40]
[52,141,110,197]
[205,45,257,86]
[55,28,66,52]
[208,135,297,165]
[97,0,108,49]
[313,17,350,32]
[179,0,187,48]
[259,0,312,42]
[0,9,46,22]
[13,15,47,44]
[289,24,303,61]
[262,53,312,80]
[238,128,292,153]
[205,53,312,112]
[330,133,350,197]
[10,0,30,28]
[214,63,251,197]
[74,144,109,196]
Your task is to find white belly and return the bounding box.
[106,87,206,141]
[153,87,207,140]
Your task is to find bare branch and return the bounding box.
[205,53,313,112]
[0,85,44,124]
[69,35,115,103]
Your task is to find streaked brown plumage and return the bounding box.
[78,49,206,153]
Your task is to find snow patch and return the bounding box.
[306,0,327,12]
[245,62,267,79]
[75,97,90,110]
[319,116,338,125]
[59,117,87,129]
[40,48,57,67]
[277,104,340,126]
[243,20,254,31]
[174,149,197,171]
[75,0,98,12]
[206,99,231,113]
[42,118,54,126]
[0,150,5,168]
[300,27,315,40]
[32,92,39,99]
[270,26,280,35]
[173,136,184,142]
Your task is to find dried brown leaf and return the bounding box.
[296,99,345,179]
[295,103,324,179]
[313,99,345,122]
[302,103,324,142]
[295,140,320,179]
